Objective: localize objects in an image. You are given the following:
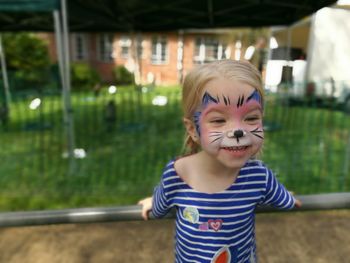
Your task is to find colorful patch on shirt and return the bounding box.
[208,219,223,232]
[198,222,209,231]
[212,246,230,263]
[183,206,199,224]
[211,246,237,263]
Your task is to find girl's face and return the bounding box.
[192,78,264,169]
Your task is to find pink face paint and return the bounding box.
[195,89,264,159]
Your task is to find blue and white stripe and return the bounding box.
[153,159,295,263]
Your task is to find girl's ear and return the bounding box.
[183,118,199,143]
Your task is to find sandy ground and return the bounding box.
[0,210,349,263]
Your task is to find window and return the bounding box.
[98,33,114,62]
[119,36,131,59]
[151,36,168,64]
[194,37,226,64]
[72,33,88,61]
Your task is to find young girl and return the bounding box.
[139,60,301,263]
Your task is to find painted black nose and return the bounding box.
[234,130,244,138]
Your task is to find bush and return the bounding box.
[113,66,134,85]
[2,33,51,91]
[71,63,101,90]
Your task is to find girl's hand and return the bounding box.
[138,196,153,220]
[289,191,302,208]
[294,198,302,208]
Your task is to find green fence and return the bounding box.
[0,86,349,211]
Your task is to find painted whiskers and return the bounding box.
[209,128,264,145]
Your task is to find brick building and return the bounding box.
[42,29,267,85]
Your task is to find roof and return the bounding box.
[0,0,338,32]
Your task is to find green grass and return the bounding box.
[0,86,349,211]
[263,99,350,194]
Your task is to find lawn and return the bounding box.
[0,86,349,211]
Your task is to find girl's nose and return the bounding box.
[226,129,246,143]
[234,129,244,138]
[227,129,246,138]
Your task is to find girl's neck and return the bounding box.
[176,151,241,194]
[197,151,240,177]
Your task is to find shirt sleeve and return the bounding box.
[152,162,174,218]
[260,168,295,209]
[152,182,171,218]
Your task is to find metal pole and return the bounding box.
[53,10,68,132]
[286,27,292,61]
[0,193,350,228]
[53,11,66,95]
[305,14,317,83]
[177,30,184,84]
[0,34,11,112]
[342,131,350,190]
[136,33,143,85]
[131,31,141,85]
[60,0,76,172]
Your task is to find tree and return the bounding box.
[1,33,51,90]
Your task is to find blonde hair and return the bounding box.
[182,60,264,154]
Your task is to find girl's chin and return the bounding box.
[218,145,261,165]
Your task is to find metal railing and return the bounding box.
[1,193,350,228]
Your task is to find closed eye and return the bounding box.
[210,119,226,123]
[245,116,261,122]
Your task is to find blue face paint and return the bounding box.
[193,111,202,136]
[246,90,263,109]
[194,92,219,136]
[201,92,219,105]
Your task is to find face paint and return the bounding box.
[195,91,263,136]
[193,79,264,167]
[194,92,218,136]
[246,90,263,106]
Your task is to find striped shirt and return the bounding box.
[152,159,295,263]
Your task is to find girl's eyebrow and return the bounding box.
[242,104,263,113]
[202,106,227,116]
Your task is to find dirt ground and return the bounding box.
[0,210,349,263]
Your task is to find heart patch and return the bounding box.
[208,219,223,232]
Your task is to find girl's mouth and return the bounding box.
[221,146,249,152]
